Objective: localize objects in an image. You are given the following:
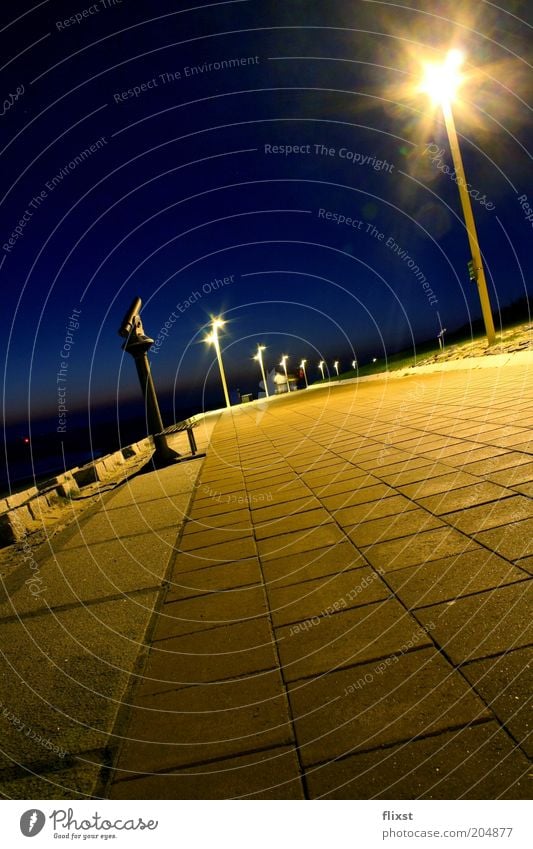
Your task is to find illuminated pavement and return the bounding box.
[109,363,532,799]
[0,362,531,799]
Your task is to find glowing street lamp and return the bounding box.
[254,344,269,397]
[205,317,230,408]
[300,359,308,388]
[420,49,496,346]
[280,354,289,393]
[333,360,339,377]
[352,359,357,369]
[318,360,325,380]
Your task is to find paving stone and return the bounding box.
[262,542,367,589]
[363,527,478,573]
[366,456,429,476]
[515,556,533,576]
[314,474,381,499]
[379,463,453,487]
[385,550,528,609]
[415,583,533,665]
[473,518,533,561]
[461,648,532,757]
[182,508,251,531]
[444,496,533,534]
[359,451,422,473]
[320,482,395,511]
[346,509,443,547]
[244,470,297,487]
[172,537,258,573]
[277,599,430,682]
[398,471,481,499]
[150,585,269,640]
[484,463,533,486]
[110,745,304,799]
[254,507,332,541]
[451,446,508,467]
[179,526,253,551]
[332,494,417,527]
[300,464,356,486]
[269,567,390,628]
[183,497,251,519]
[305,722,531,799]
[462,452,532,477]
[251,495,323,524]
[140,617,278,690]
[288,648,490,766]
[247,480,311,502]
[115,671,293,773]
[257,523,345,562]
[165,559,263,601]
[416,482,512,515]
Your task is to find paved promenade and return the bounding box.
[109,362,532,799]
[1,361,531,799]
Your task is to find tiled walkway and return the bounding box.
[109,364,532,799]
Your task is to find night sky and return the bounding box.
[1,0,531,485]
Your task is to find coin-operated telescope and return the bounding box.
[118,297,180,466]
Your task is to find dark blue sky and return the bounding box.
[1,0,531,433]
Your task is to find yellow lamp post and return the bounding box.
[280,355,289,393]
[300,359,308,388]
[205,317,230,408]
[254,344,269,397]
[420,49,496,346]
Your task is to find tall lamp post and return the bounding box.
[254,344,269,397]
[318,360,325,380]
[280,355,289,393]
[205,317,231,408]
[333,360,339,377]
[420,49,496,346]
[300,359,308,388]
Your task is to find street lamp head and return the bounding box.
[420,49,465,105]
[204,332,215,345]
[300,359,306,368]
[212,317,225,330]
[280,355,288,366]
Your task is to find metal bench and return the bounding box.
[158,418,200,456]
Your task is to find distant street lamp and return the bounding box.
[420,49,496,346]
[352,359,357,369]
[318,360,325,380]
[280,354,289,392]
[205,317,230,408]
[300,359,308,388]
[437,327,447,350]
[333,360,339,377]
[372,358,377,364]
[254,344,269,397]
